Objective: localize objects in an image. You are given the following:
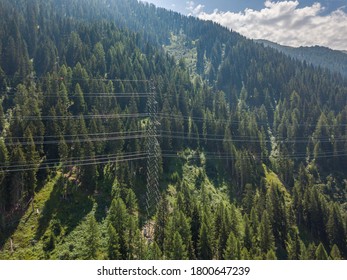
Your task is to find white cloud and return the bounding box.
[186,1,205,16]
[197,1,347,50]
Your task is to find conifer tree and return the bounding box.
[259,210,275,255]
[72,83,86,114]
[243,214,253,252]
[132,229,147,260]
[107,224,121,260]
[330,244,342,260]
[154,195,169,251]
[198,221,213,259]
[170,232,188,260]
[108,197,129,259]
[85,213,100,260]
[241,248,250,260]
[315,243,329,260]
[223,232,240,260]
[286,227,303,260]
[24,128,39,197]
[266,249,277,260]
[147,241,162,260]
[8,144,26,207]
[326,203,346,255]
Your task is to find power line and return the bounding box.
[1,129,344,147]
[1,151,148,173]
[161,150,347,161]
[0,150,145,168]
[3,133,152,146]
[4,92,153,97]
[13,113,149,120]
[158,113,347,128]
[160,131,347,144]
[0,74,150,83]
[2,130,146,140]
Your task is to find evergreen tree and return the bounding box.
[108,197,129,259]
[169,232,188,260]
[286,227,303,260]
[85,213,100,260]
[223,232,240,260]
[259,210,275,255]
[198,221,213,259]
[0,139,9,214]
[266,249,277,260]
[107,224,121,260]
[147,241,162,260]
[132,229,147,260]
[72,83,86,114]
[154,195,169,251]
[330,244,342,260]
[326,203,346,255]
[315,243,329,260]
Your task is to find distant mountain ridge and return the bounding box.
[256,39,347,77]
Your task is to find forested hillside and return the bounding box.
[0,0,346,260]
[256,39,347,78]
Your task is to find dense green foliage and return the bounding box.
[0,0,346,260]
[256,39,347,78]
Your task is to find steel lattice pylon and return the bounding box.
[145,82,161,218]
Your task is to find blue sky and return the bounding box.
[142,1,347,50]
[145,0,346,14]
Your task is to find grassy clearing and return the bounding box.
[0,173,61,259]
[263,164,291,205]
[164,32,197,73]
[0,171,96,259]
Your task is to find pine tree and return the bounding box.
[108,197,129,259]
[173,210,194,259]
[259,210,275,255]
[243,214,253,251]
[72,83,86,114]
[0,101,5,132]
[8,144,26,208]
[169,232,188,260]
[266,249,277,260]
[306,242,317,260]
[215,202,229,259]
[266,184,288,251]
[107,224,121,260]
[147,241,162,260]
[286,227,303,260]
[198,221,213,259]
[85,213,100,260]
[326,203,346,255]
[223,232,240,260]
[132,229,147,260]
[24,128,39,197]
[0,139,9,215]
[240,248,250,260]
[191,200,201,256]
[154,195,169,251]
[315,243,329,260]
[330,244,342,260]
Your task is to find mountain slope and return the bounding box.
[0,0,346,260]
[256,39,347,77]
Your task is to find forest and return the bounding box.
[0,0,346,260]
[256,39,347,78]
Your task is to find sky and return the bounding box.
[142,1,347,50]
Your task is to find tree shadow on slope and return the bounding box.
[35,176,93,240]
[0,209,27,250]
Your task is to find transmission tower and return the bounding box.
[145,81,161,218]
